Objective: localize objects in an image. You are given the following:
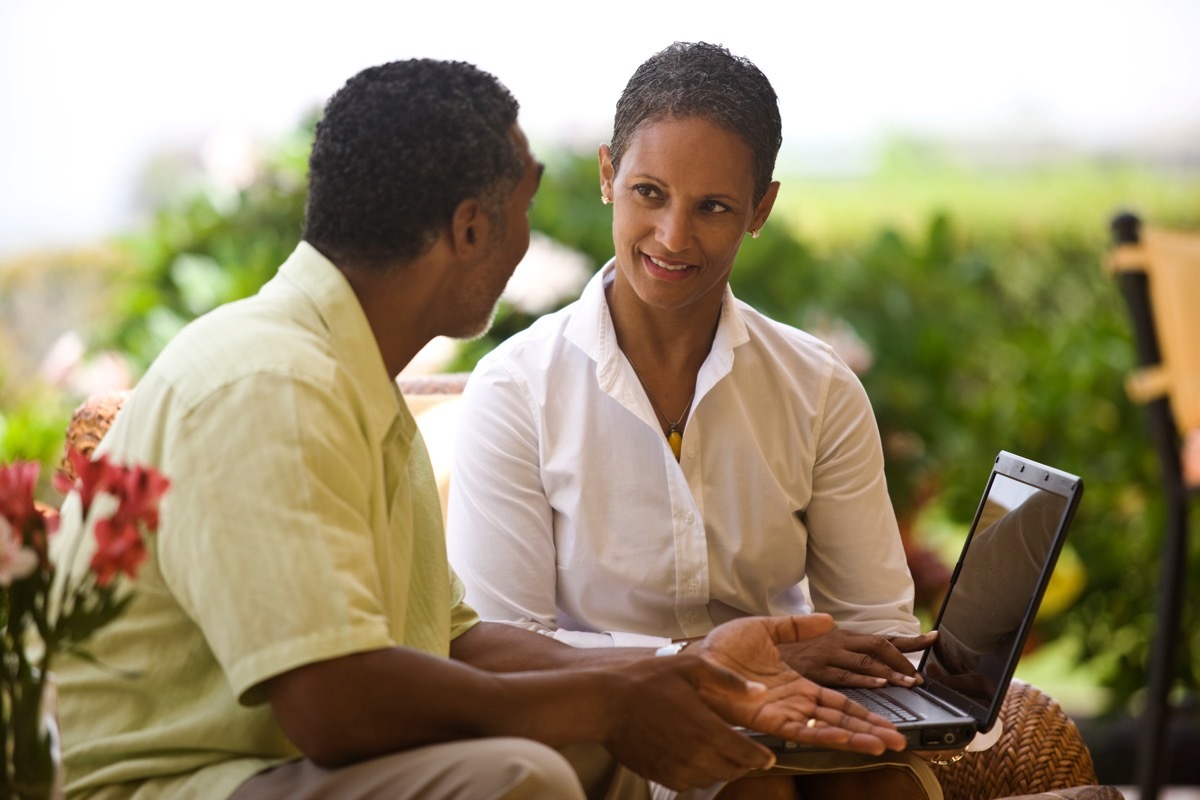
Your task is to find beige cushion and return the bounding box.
[1110,227,1200,432]
[397,373,470,521]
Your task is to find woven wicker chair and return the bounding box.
[934,681,1121,799]
[61,386,1122,800]
[59,389,132,481]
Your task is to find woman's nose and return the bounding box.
[655,206,692,252]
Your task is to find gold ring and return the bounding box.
[806,718,817,729]
[926,748,967,765]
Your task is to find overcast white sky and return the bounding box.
[2,0,1198,256]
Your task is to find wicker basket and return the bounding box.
[934,681,1100,800]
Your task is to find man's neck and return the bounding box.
[339,263,439,380]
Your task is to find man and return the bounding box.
[55,58,903,800]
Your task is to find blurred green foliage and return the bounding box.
[0,382,72,496]
[98,120,316,373]
[0,245,129,500]
[7,121,1199,716]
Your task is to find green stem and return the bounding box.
[1,661,11,794]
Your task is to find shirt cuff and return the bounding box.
[608,630,674,649]
[550,629,674,649]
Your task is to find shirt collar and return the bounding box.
[564,259,751,396]
[271,241,408,443]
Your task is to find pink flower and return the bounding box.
[0,515,38,587]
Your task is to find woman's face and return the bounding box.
[600,116,777,316]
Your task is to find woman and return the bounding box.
[447,42,940,799]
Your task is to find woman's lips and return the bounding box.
[643,253,695,279]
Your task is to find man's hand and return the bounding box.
[776,627,937,688]
[601,655,778,791]
[688,615,908,755]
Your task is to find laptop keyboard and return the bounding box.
[838,688,920,723]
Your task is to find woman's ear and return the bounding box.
[750,180,781,231]
[598,144,615,202]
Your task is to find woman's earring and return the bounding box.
[601,194,612,205]
[749,228,761,239]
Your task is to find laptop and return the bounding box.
[751,450,1083,752]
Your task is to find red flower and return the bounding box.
[0,462,40,532]
[64,451,170,587]
[112,464,171,531]
[1,447,170,789]
[89,516,148,588]
[54,449,123,517]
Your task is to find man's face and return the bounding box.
[451,125,544,340]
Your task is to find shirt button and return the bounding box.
[684,512,695,524]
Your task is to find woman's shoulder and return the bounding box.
[483,299,580,357]
[471,297,594,394]
[733,299,842,360]
[729,300,868,397]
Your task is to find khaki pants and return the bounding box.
[228,739,651,800]
[229,740,939,800]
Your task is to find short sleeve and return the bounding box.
[159,373,395,703]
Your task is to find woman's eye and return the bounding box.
[633,184,661,199]
[701,201,730,214]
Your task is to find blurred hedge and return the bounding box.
[14,124,1200,715]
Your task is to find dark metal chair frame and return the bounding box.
[1109,211,1196,800]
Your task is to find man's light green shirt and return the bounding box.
[55,242,480,799]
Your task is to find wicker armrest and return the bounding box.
[396,372,470,396]
[932,681,1116,800]
[998,786,1118,800]
[999,789,1123,800]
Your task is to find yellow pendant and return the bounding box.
[667,429,683,461]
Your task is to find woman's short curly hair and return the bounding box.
[303,59,523,271]
[609,42,782,203]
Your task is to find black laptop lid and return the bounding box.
[918,451,1083,732]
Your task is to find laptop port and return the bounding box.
[922,730,957,747]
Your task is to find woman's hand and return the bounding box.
[777,628,937,688]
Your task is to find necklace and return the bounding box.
[627,359,695,461]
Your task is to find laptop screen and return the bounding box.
[919,453,1081,729]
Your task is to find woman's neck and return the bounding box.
[604,273,723,375]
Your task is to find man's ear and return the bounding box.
[449,197,486,256]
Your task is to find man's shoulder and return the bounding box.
[153,292,338,397]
